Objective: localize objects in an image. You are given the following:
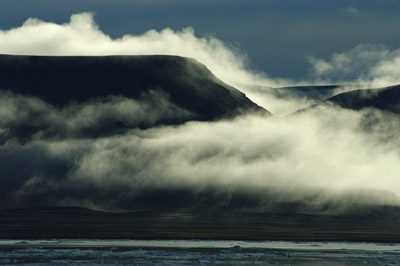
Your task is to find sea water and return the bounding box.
[1,239,400,265]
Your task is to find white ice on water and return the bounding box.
[2,239,400,251]
[1,239,400,265]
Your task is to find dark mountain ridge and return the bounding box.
[284,84,400,115]
[0,54,266,122]
[326,84,400,114]
[273,85,340,100]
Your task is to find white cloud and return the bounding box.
[0,90,193,140]
[343,7,360,15]
[3,12,400,115]
[0,12,308,115]
[309,44,400,87]
[0,12,282,89]
[5,105,400,211]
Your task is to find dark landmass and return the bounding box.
[278,85,340,92]
[1,55,400,242]
[254,84,400,114]
[274,85,340,100]
[246,84,343,101]
[1,206,400,242]
[327,84,400,114]
[287,84,400,115]
[0,54,266,124]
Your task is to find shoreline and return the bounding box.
[1,239,400,251]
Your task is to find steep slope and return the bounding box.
[326,84,400,114]
[0,54,266,121]
[270,85,340,100]
[0,55,267,141]
[241,84,363,116]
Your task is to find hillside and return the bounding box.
[1,206,400,242]
[326,84,400,114]
[0,54,266,122]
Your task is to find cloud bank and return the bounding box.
[1,90,400,213]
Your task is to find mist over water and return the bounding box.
[1,13,400,213]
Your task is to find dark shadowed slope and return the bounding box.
[326,84,400,114]
[245,84,365,101]
[0,54,266,122]
[270,85,340,100]
[1,206,400,242]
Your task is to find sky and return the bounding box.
[1,0,400,80]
